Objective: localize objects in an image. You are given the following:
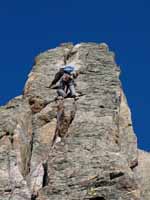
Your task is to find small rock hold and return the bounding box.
[29,96,46,113]
[89,197,105,200]
[110,171,124,180]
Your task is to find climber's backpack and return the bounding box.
[63,66,75,74]
[62,66,77,82]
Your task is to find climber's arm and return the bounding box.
[48,69,64,88]
[72,70,80,79]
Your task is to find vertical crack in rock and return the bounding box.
[29,99,77,199]
[51,100,65,147]
[42,162,48,187]
[28,130,34,173]
[89,197,105,200]
[63,44,74,65]
[52,99,77,147]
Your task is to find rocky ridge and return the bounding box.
[0,42,149,200]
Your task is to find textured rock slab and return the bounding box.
[0,100,31,199]
[0,42,142,200]
[134,150,150,200]
[35,43,139,200]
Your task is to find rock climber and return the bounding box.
[48,65,79,100]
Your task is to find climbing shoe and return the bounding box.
[55,96,64,101]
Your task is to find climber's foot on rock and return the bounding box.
[55,96,64,101]
[70,94,79,101]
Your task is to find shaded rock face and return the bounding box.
[0,42,145,200]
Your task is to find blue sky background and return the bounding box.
[0,0,149,151]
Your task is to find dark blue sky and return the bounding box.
[0,0,150,151]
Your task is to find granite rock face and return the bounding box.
[0,42,147,200]
[134,150,150,200]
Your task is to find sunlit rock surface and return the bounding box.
[0,43,147,200]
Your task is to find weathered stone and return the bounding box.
[0,101,32,200]
[0,42,148,200]
[134,150,150,200]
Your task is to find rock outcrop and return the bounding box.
[0,42,148,200]
[134,150,150,200]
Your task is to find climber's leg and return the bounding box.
[56,79,68,98]
[69,84,76,97]
[57,89,67,97]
